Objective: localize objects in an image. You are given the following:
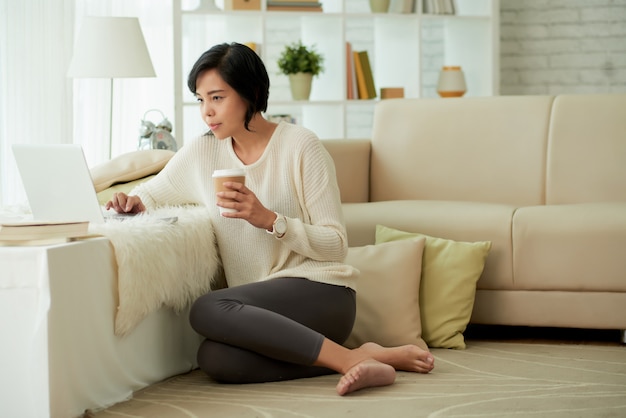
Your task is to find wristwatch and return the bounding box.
[267,212,287,238]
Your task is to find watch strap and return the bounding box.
[267,212,286,238]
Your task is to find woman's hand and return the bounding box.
[218,181,276,230]
[105,192,146,214]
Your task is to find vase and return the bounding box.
[437,66,467,98]
[369,0,390,13]
[194,0,219,11]
[288,72,313,100]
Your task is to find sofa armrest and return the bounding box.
[322,139,370,203]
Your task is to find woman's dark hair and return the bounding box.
[187,42,270,131]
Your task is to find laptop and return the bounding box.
[12,144,144,224]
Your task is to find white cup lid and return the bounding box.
[212,168,246,178]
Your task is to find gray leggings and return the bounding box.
[189,277,356,383]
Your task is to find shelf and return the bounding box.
[173,0,499,143]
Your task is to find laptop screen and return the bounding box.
[11,144,106,223]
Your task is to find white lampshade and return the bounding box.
[67,16,155,78]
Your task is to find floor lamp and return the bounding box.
[67,16,156,160]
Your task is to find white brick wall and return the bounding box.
[421,19,445,98]
[500,0,626,94]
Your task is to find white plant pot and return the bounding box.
[288,72,313,101]
[369,0,390,13]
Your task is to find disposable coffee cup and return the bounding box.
[212,168,246,214]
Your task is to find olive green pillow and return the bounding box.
[375,224,491,349]
[343,238,428,351]
[96,175,156,206]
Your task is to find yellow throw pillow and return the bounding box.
[375,224,491,349]
[343,238,428,351]
[96,175,156,206]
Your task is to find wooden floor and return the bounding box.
[464,324,625,346]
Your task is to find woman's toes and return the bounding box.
[336,359,395,396]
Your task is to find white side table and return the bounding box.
[0,241,56,418]
[0,238,201,418]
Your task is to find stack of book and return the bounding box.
[423,0,456,14]
[346,42,376,100]
[0,220,90,246]
[267,1,323,12]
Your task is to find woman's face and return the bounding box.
[195,69,248,140]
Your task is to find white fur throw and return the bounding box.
[89,206,220,336]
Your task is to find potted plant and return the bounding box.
[277,40,324,100]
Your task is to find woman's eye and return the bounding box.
[212,96,223,101]
[196,97,203,103]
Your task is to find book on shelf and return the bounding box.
[266,1,323,12]
[352,50,366,99]
[446,0,456,14]
[389,0,415,13]
[423,0,456,15]
[353,50,377,100]
[267,0,321,4]
[359,51,377,99]
[0,237,93,247]
[0,220,90,243]
[346,42,357,100]
[223,0,261,11]
[266,6,323,12]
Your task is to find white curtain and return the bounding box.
[0,0,74,208]
[0,0,173,207]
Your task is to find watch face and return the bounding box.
[275,217,287,235]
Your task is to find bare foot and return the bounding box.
[360,342,435,373]
[336,359,396,396]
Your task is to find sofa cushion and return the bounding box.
[513,203,626,291]
[322,139,370,203]
[369,96,554,206]
[343,238,428,351]
[472,289,626,330]
[376,224,491,349]
[342,200,513,290]
[546,94,626,204]
[90,149,174,193]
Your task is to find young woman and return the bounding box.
[106,42,434,395]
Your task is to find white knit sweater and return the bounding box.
[132,122,357,290]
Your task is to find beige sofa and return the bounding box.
[323,94,626,338]
[26,94,620,416]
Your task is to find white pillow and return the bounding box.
[343,238,428,350]
[91,149,174,192]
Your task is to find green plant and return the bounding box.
[277,40,324,77]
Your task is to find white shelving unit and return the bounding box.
[173,0,499,144]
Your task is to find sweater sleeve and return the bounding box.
[130,135,206,210]
[279,133,349,263]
